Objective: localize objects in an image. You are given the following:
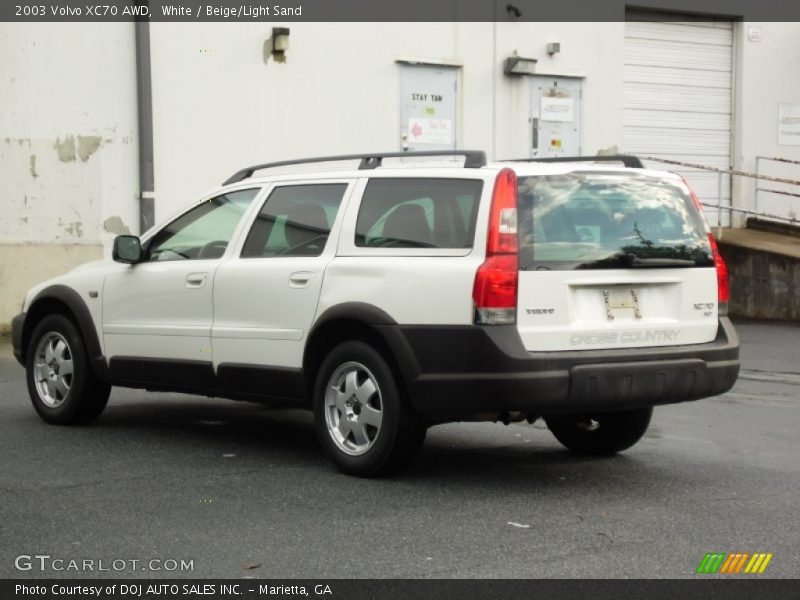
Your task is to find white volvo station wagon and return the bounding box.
[11,151,739,477]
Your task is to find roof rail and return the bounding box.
[223,150,487,185]
[504,155,645,169]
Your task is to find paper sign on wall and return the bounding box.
[407,118,453,145]
[778,103,800,146]
[540,97,574,122]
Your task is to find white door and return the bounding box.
[212,181,354,374]
[623,17,734,226]
[102,188,261,364]
[398,64,458,151]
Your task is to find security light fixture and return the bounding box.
[506,3,522,18]
[547,42,561,56]
[503,56,538,76]
[272,27,290,54]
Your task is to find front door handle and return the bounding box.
[289,271,312,288]
[186,272,208,288]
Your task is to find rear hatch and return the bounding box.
[515,169,719,352]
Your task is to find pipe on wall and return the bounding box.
[134,7,155,234]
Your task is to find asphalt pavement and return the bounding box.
[0,320,798,579]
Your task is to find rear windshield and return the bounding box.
[517,172,714,270]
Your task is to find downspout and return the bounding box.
[491,5,497,160]
[134,9,155,234]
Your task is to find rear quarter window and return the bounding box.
[355,178,483,249]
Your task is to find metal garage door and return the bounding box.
[623,17,734,226]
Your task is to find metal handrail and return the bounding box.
[755,156,800,166]
[698,202,796,224]
[639,155,800,228]
[755,156,800,214]
[639,156,800,187]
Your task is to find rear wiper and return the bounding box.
[576,252,695,269]
[627,255,695,268]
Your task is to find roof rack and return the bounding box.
[504,155,644,169]
[223,150,487,185]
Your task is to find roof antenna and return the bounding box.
[506,4,522,18]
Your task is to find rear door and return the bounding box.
[211,180,354,379]
[515,169,719,351]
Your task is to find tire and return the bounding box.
[544,407,653,455]
[25,314,111,425]
[313,341,426,477]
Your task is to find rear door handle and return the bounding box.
[289,271,313,288]
[186,272,208,288]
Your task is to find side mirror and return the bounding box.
[112,235,143,264]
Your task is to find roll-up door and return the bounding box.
[624,17,734,226]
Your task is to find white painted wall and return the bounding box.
[148,22,629,219]
[0,23,140,243]
[733,22,800,224]
[3,19,800,331]
[493,22,627,160]
[149,21,800,225]
[0,23,139,329]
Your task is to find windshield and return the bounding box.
[517,172,714,270]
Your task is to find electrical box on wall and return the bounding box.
[397,63,459,152]
[530,75,582,158]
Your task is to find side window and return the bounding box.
[355,178,483,249]
[241,184,347,258]
[147,188,260,262]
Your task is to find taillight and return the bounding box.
[473,169,519,325]
[708,233,730,313]
[485,168,519,254]
[681,177,711,233]
[681,177,730,314]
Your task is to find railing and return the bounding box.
[755,156,800,213]
[639,156,800,231]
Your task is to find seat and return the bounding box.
[381,204,433,247]
[540,206,580,242]
[569,207,614,244]
[283,203,330,254]
[196,240,228,259]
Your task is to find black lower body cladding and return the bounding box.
[399,318,740,420]
[11,312,26,365]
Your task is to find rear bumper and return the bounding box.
[11,312,25,366]
[400,318,740,420]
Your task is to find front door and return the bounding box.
[102,188,261,379]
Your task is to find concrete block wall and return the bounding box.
[719,242,800,321]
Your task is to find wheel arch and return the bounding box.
[21,285,109,381]
[303,303,420,404]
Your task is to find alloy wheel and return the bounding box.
[324,361,383,456]
[33,332,74,408]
